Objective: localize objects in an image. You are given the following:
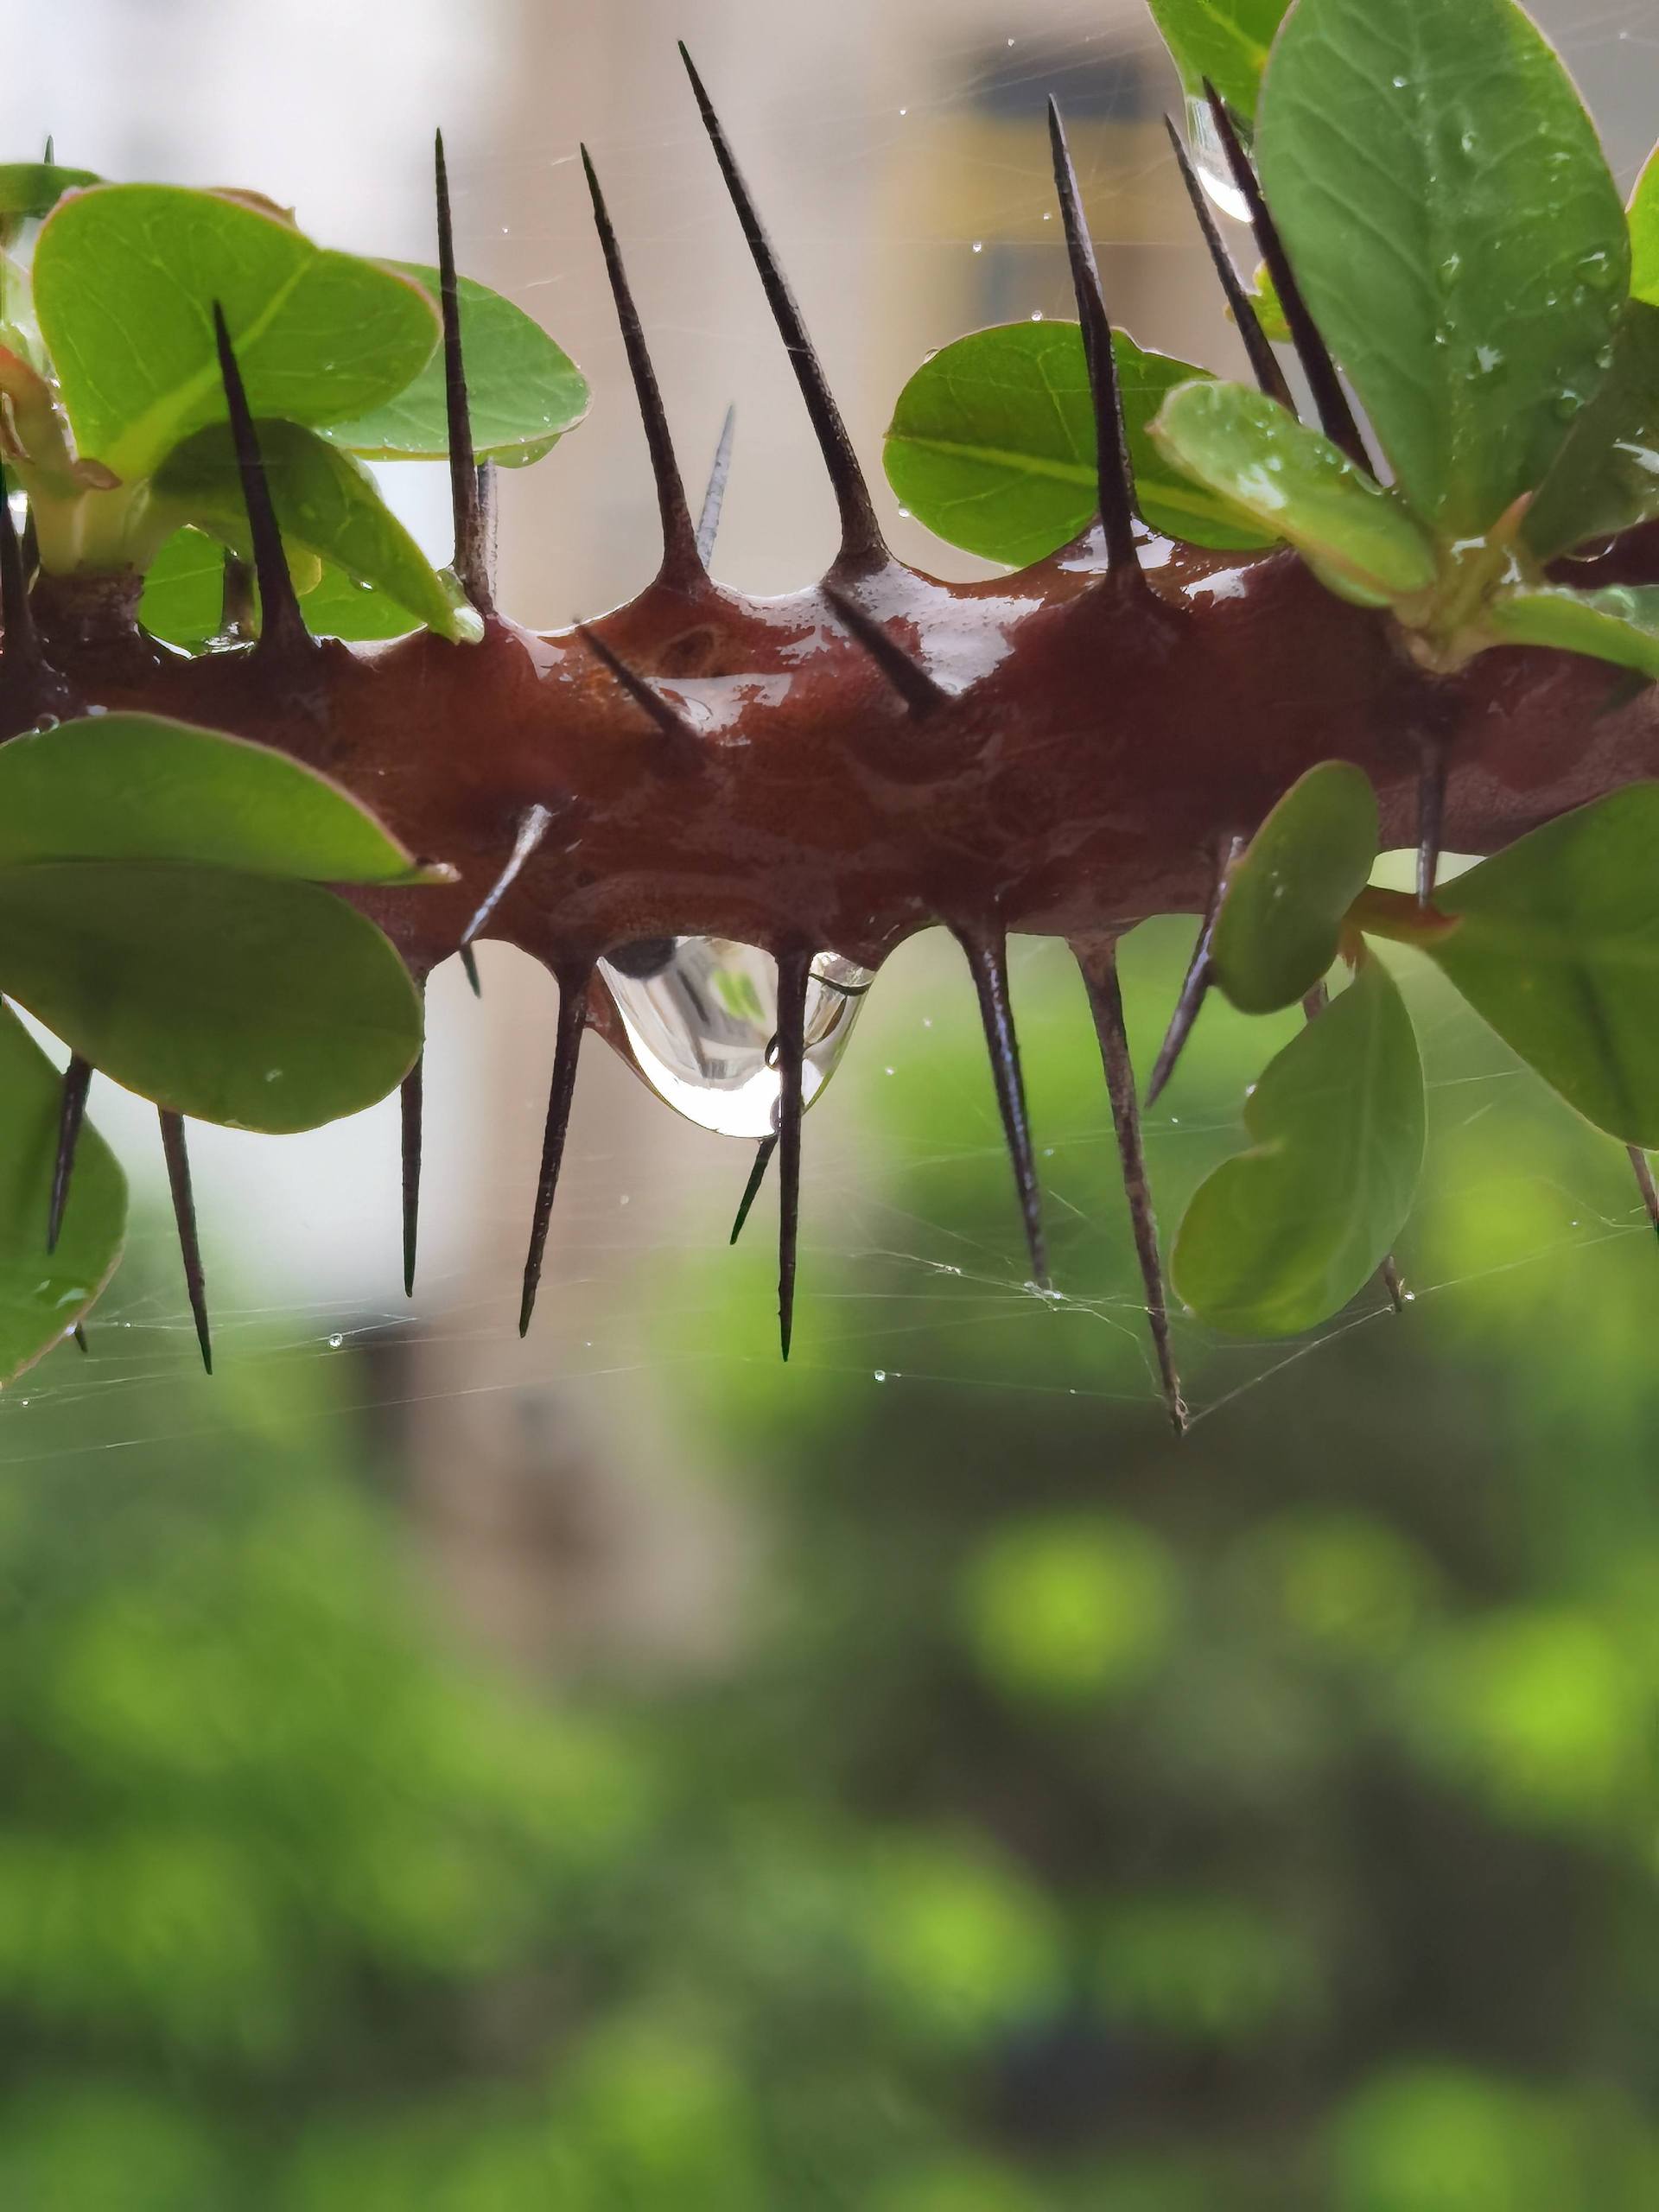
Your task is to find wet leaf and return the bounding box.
[32,185,439,480]
[1210,760,1379,1013]
[1145,0,1291,118]
[0,714,446,884]
[0,1002,125,1384]
[322,264,589,466]
[883,321,1277,564]
[1257,0,1629,537]
[1631,141,1659,307]
[0,862,423,1132]
[1523,302,1659,557]
[141,529,424,647]
[1426,785,1659,1146]
[1149,381,1436,598]
[1484,585,1659,681]
[1173,957,1425,1336]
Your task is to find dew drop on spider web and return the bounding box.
[1182,93,1252,225]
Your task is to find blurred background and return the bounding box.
[5,0,1659,2204]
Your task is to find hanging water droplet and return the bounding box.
[327,1332,343,1348]
[1182,92,1252,225]
[971,239,983,253]
[595,938,874,1138]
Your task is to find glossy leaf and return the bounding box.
[1211,761,1379,1014]
[883,321,1277,564]
[1523,303,1659,557]
[0,862,423,1132]
[0,714,447,883]
[1256,0,1629,537]
[32,185,439,480]
[1149,380,1436,598]
[1146,0,1291,118]
[150,417,477,640]
[0,1003,125,1384]
[1632,142,1659,308]
[0,162,102,222]
[1173,957,1425,1336]
[322,264,589,466]
[1485,585,1659,681]
[1426,785,1659,1147]
[141,529,423,647]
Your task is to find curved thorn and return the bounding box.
[1075,941,1186,1434]
[459,943,483,998]
[1046,99,1143,577]
[731,1134,776,1246]
[1145,836,1243,1107]
[1417,735,1447,908]
[957,928,1049,1287]
[697,403,737,566]
[577,624,704,772]
[678,43,886,571]
[1302,984,1403,1304]
[46,1053,91,1253]
[1202,85,1370,468]
[0,457,41,674]
[1162,113,1294,410]
[821,582,947,716]
[581,144,700,582]
[1630,1147,1659,1237]
[518,967,591,1337]
[460,803,554,948]
[774,950,810,1359]
[158,1109,212,1375]
[434,130,490,608]
[210,302,309,660]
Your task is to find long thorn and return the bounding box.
[731,1135,776,1245]
[581,144,700,582]
[678,44,885,570]
[1303,985,1406,1307]
[1417,735,1447,908]
[476,460,498,599]
[434,130,489,607]
[210,302,309,660]
[821,582,946,715]
[460,804,554,948]
[518,967,591,1336]
[774,950,810,1360]
[0,457,41,673]
[957,929,1049,1287]
[1162,113,1293,410]
[697,403,737,566]
[1046,99,1143,576]
[459,944,483,998]
[577,625,704,772]
[1075,942,1186,1433]
[1630,1147,1659,1237]
[47,1053,91,1252]
[401,1056,423,1297]
[1203,86,1370,468]
[1145,836,1243,1107]
[158,1109,212,1374]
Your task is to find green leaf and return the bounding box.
[1210,761,1379,1014]
[1523,302,1659,557]
[1243,261,1289,343]
[149,417,476,640]
[1485,585,1659,682]
[0,713,447,884]
[296,563,425,640]
[1172,957,1425,1336]
[1145,0,1291,118]
[140,529,426,647]
[1425,785,1659,1147]
[31,185,440,480]
[0,162,102,221]
[1256,0,1629,537]
[0,862,423,1132]
[882,321,1277,565]
[321,264,589,466]
[1149,380,1436,598]
[0,1003,125,1384]
[1631,142,1659,308]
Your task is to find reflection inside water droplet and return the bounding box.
[597,938,874,1137]
[1182,93,1251,225]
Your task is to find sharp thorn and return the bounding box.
[1162,113,1294,410]
[475,460,498,601]
[1630,1147,1659,1236]
[577,624,704,772]
[42,136,54,166]
[401,990,425,1297]
[19,499,38,583]
[581,143,700,582]
[821,582,947,716]
[46,1052,92,1253]
[434,130,490,608]
[459,943,483,997]
[774,950,810,1360]
[460,803,554,948]
[158,1109,212,1374]
[731,1134,776,1246]
[1417,736,1447,908]
[72,1323,89,1355]
[0,456,41,673]
[696,403,737,566]
[1301,987,1405,1304]
[1145,836,1243,1107]
[678,43,886,571]
[1046,99,1143,577]
[210,301,310,660]
[518,967,590,1337]
[1202,84,1370,469]
[1075,941,1186,1434]
[957,928,1049,1288]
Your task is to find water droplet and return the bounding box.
[598,938,874,1138]
[1554,390,1586,420]
[874,1369,887,1382]
[1031,309,1044,321]
[898,106,907,116]
[1181,93,1252,224]
[971,239,983,253]
[33,714,59,732]
[327,1332,343,1348]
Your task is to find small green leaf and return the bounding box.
[1210,761,1379,1014]
[0,714,445,883]
[1257,0,1629,537]
[0,162,102,222]
[322,264,589,466]
[0,862,423,1132]
[1631,142,1659,308]
[1523,302,1659,557]
[150,417,475,641]
[1149,380,1436,598]
[1173,957,1425,1336]
[140,529,427,647]
[1425,785,1659,1147]
[1145,0,1291,118]
[296,563,427,640]
[0,1003,125,1383]
[32,185,440,480]
[883,321,1277,565]
[1485,585,1659,682]
[1243,261,1289,343]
